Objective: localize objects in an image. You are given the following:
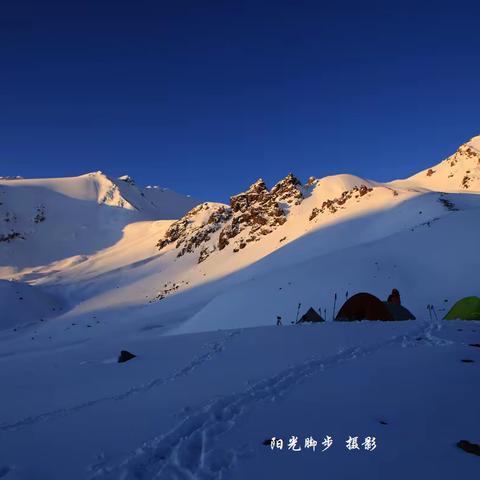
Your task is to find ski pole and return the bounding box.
[295,302,301,323]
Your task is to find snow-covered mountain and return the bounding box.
[1,136,479,479]
[0,171,199,272]
[2,137,480,331]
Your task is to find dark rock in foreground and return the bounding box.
[457,440,480,456]
[118,350,136,363]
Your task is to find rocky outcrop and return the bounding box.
[309,184,373,219]
[438,195,458,211]
[118,350,136,363]
[157,174,304,262]
[450,144,479,167]
[462,174,471,189]
[0,232,24,243]
[270,173,303,205]
[157,203,233,260]
[34,205,46,224]
[219,175,302,251]
[440,140,480,190]
[156,175,379,264]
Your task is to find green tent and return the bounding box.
[444,296,480,320]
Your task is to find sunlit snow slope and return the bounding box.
[1,135,480,334]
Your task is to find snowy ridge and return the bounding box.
[2,135,480,332]
[155,173,398,264]
[390,135,480,192]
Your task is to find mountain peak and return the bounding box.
[271,173,303,204]
[390,135,480,192]
[248,178,269,193]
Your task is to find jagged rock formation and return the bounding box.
[157,173,304,262]
[220,174,302,252]
[156,203,233,261]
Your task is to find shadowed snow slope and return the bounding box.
[0,280,62,330]
[0,321,478,479]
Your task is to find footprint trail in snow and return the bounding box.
[91,322,438,480]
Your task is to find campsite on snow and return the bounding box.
[1,135,480,479]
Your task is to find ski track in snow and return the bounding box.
[90,321,448,480]
[0,330,242,433]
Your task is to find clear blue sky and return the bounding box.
[1,0,479,201]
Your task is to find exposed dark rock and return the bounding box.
[438,196,459,211]
[0,232,24,243]
[198,246,210,264]
[462,175,471,189]
[309,207,320,221]
[230,178,270,212]
[157,203,232,260]
[34,205,46,223]
[359,184,371,196]
[311,184,373,218]
[270,173,303,205]
[155,282,179,300]
[457,440,480,456]
[118,350,136,363]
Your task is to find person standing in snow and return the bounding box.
[387,288,401,305]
